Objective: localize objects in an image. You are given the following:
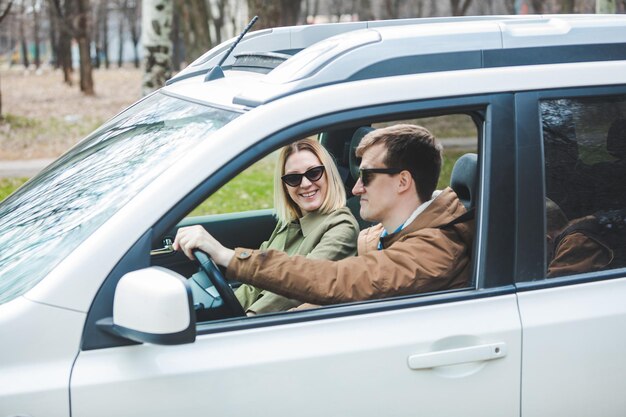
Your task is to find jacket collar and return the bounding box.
[380,187,466,248]
[276,210,327,237]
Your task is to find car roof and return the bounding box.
[165,14,626,108]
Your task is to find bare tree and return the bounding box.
[530,0,545,13]
[32,0,41,68]
[125,0,140,68]
[383,0,401,18]
[75,0,95,93]
[47,0,59,66]
[358,0,375,20]
[177,0,211,63]
[94,0,109,68]
[429,0,437,16]
[19,1,30,68]
[0,0,14,118]
[51,0,96,94]
[247,0,300,28]
[117,0,126,66]
[141,0,173,95]
[560,0,576,12]
[450,0,473,15]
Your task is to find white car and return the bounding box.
[2,14,626,417]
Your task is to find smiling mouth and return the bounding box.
[300,190,318,198]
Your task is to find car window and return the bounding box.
[172,112,480,322]
[0,93,240,305]
[542,94,626,278]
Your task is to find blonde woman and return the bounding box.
[176,138,359,315]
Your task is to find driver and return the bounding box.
[174,124,473,306]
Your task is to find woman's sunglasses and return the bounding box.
[359,167,403,186]
[281,165,325,187]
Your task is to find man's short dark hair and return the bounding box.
[356,124,442,202]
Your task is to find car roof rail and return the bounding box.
[168,15,532,85]
[229,15,626,107]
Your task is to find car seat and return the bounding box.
[450,153,478,210]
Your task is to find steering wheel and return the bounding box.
[192,249,245,317]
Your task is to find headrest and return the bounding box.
[607,118,626,159]
[450,153,478,209]
[349,127,374,181]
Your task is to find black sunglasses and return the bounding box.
[359,167,403,186]
[281,165,325,187]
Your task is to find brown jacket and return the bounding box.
[226,187,473,305]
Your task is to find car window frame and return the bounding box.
[514,84,626,290]
[81,92,517,350]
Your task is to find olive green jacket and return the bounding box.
[235,207,359,314]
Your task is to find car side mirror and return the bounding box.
[98,267,196,345]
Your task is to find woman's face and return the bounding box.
[283,149,328,215]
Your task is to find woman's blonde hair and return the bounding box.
[274,138,347,225]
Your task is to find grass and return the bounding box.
[190,155,277,216]
[0,113,103,159]
[0,150,471,213]
[0,177,28,201]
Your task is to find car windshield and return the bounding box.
[0,92,240,305]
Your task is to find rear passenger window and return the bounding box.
[542,95,626,278]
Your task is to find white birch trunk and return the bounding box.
[141,0,173,96]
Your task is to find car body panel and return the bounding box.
[517,277,626,417]
[71,295,521,417]
[0,297,84,416]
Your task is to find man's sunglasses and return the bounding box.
[359,167,403,186]
[281,165,325,187]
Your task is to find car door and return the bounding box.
[70,95,523,417]
[71,293,521,417]
[514,88,626,417]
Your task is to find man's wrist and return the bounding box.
[217,248,235,267]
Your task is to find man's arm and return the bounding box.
[226,228,470,305]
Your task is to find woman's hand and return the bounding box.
[173,225,235,267]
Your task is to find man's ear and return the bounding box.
[397,171,413,194]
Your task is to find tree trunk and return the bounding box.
[0,0,13,118]
[19,2,30,68]
[125,0,140,68]
[530,0,544,13]
[171,5,182,70]
[103,0,109,68]
[450,0,473,16]
[560,0,576,12]
[47,0,59,67]
[59,0,75,85]
[93,0,102,68]
[247,0,280,29]
[213,0,226,45]
[32,0,41,68]
[76,0,95,95]
[118,0,127,67]
[177,0,210,63]
[596,0,616,12]
[280,0,301,26]
[429,0,437,16]
[141,0,173,95]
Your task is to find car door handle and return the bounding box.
[408,342,507,370]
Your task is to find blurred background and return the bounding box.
[0,0,624,203]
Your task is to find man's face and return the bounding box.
[352,143,399,223]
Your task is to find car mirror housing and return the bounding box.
[98,267,196,345]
